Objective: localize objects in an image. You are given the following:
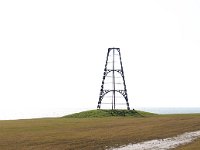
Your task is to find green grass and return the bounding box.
[63,109,156,118]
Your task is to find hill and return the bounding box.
[63,109,156,118]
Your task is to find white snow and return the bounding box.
[110,130,200,150]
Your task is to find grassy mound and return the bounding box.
[63,109,156,118]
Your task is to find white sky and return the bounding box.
[0,0,200,119]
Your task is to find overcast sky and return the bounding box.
[0,0,200,119]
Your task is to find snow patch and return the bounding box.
[110,130,200,150]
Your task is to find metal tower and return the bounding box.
[97,48,130,110]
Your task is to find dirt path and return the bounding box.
[110,130,200,150]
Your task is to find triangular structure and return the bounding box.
[97,48,130,110]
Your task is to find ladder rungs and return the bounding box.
[101,103,127,105]
[106,76,122,78]
[104,96,122,98]
[108,54,119,56]
[104,82,123,84]
[107,61,120,63]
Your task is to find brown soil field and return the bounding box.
[0,114,200,150]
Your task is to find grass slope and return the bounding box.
[63,109,156,118]
[0,113,200,150]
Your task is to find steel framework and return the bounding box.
[97,48,130,110]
